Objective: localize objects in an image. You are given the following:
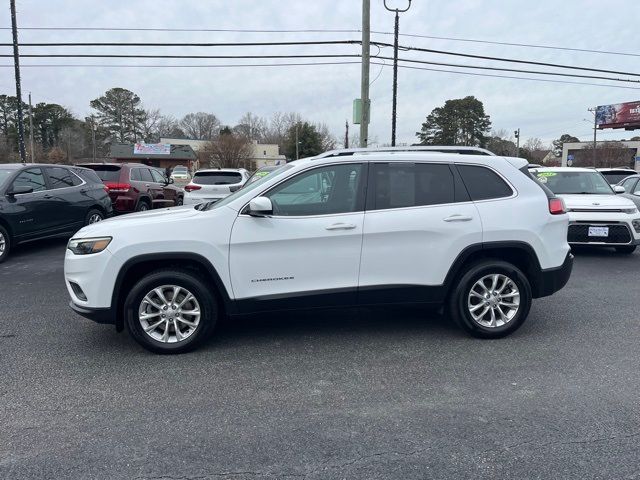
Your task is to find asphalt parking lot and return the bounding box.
[1,240,639,479]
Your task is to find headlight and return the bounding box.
[623,207,639,214]
[67,237,112,255]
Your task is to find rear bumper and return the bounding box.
[69,301,115,325]
[535,252,573,298]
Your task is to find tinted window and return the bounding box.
[47,167,82,189]
[193,171,243,185]
[372,163,455,210]
[130,168,142,181]
[266,163,364,216]
[458,165,513,200]
[633,181,640,195]
[601,172,635,184]
[621,177,637,192]
[12,168,47,192]
[140,168,154,182]
[0,168,15,188]
[72,168,101,184]
[81,165,121,182]
[150,169,166,183]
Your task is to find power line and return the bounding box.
[0,53,362,60]
[1,26,637,58]
[372,62,640,90]
[371,41,640,78]
[1,40,360,47]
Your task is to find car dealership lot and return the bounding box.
[1,241,640,479]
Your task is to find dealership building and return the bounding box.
[561,140,640,168]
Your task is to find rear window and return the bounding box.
[193,171,243,185]
[80,165,121,182]
[457,165,513,200]
[600,171,635,184]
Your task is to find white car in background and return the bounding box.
[596,168,637,187]
[533,167,640,254]
[184,168,250,205]
[170,166,191,184]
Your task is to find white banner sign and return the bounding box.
[133,143,171,155]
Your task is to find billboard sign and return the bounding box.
[595,101,640,130]
[133,143,171,155]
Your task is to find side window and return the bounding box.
[46,167,82,189]
[266,163,364,216]
[632,180,640,195]
[457,164,513,201]
[130,168,142,181]
[621,177,637,193]
[150,169,166,183]
[140,168,154,183]
[12,168,47,192]
[371,163,455,210]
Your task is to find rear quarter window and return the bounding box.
[457,164,513,201]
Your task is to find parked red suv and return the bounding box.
[77,163,184,213]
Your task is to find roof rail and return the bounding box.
[313,146,496,159]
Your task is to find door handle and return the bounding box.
[443,214,473,222]
[326,223,357,230]
[43,194,52,199]
[145,184,150,187]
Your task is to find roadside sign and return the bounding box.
[567,154,574,167]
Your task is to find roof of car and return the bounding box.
[194,168,246,173]
[0,163,77,169]
[596,168,637,173]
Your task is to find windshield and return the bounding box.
[245,168,276,185]
[193,171,242,185]
[173,166,187,171]
[203,164,294,210]
[535,171,614,195]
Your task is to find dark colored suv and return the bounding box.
[0,163,113,263]
[77,163,184,213]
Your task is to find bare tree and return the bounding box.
[140,108,162,142]
[315,122,337,151]
[156,115,184,139]
[234,112,267,141]
[199,133,253,169]
[180,112,220,140]
[573,141,633,168]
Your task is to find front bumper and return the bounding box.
[69,301,115,325]
[535,252,574,298]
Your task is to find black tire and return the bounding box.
[84,208,104,226]
[0,224,10,264]
[175,196,184,206]
[124,269,218,354]
[447,260,532,339]
[135,199,150,212]
[615,245,636,254]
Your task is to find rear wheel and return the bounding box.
[0,225,10,264]
[448,260,532,339]
[124,269,218,354]
[615,245,636,254]
[84,208,104,226]
[135,200,150,212]
[175,196,184,206]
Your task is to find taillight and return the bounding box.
[229,185,242,192]
[184,184,201,193]
[103,184,110,193]
[104,182,131,193]
[549,197,566,215]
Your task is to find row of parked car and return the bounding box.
[0,161,281,263]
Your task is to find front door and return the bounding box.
[229,162,367,313]
[4,167,56,239]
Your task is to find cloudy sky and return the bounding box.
[1,0,639,148]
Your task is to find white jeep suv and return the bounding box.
[65,147,573,353]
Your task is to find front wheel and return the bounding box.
[175,196,184,206]
[124,269,218,354]
[448,260,532,339]
[0,225,10,264]
[615,245,636,254]
[84,208,104,226]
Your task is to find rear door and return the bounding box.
[358,161,482,304]
[139,168,161,206]
[150,168,175,206]
[44,166,86,229]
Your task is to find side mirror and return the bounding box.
[6,185,33,196]
[247,196,273,216]
[613,185,625,194]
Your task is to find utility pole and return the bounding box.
[131,98,137,142]
[588,107,597,168]
[295,124,299,160]
[514,128,520,157]
[91,115,97,162]
[360,0,370,148]
[345,120,349,148]
[384,0,412,147]
[10,0,26,163]
[28,92,34,163]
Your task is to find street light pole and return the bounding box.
[10,0,26,163]
[384,0,412,147]
[514,128,520,157]
[359,0,370,148]
[588,107,597,168]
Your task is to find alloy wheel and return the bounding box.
[138,285,201,343]
[467,274,520,328]
[88,213,103,224]
[0,232,5,254]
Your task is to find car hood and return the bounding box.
[72,205,201,238]
[558,194,637,210]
